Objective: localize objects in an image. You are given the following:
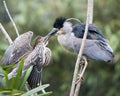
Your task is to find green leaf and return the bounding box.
[0,88,11,94]
[11,77,15,89]
[10,89,25,96]
[0,88,25,95]
[18,66,33,90]
[21,84,50,96]
[13,59,24,89]
[3,64,16,70]
[40,91,52,96]
[3,71,9,88]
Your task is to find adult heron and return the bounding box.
[49,17,114,62]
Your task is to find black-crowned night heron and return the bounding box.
[2,31,33,65]
[49,17,114,62]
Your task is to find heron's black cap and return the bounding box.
[53,17,66,29]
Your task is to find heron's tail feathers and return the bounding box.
[27,65,42,89]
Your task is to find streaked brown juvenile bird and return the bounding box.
[7,29,57,88]
[25,30,57,89]
[2,29,57,88]
[2,31,33,65]
[27,36,52,88]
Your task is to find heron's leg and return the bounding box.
[79,57,85,74]
[38,80,46,93]
[76,56,88,84]
[76,56,85,79]
[39,70,46,94]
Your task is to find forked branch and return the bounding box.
[0,23,13,44]
[69,0,94,96]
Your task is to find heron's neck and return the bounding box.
[57,33,74,51]
[62,22,72,34]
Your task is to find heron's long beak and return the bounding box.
[44,28,58,42]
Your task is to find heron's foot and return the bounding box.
[75,74,84,84]
[79,57,86,66]
[76,56,88,84]
[77,74,84,80]
[79,60,85,65]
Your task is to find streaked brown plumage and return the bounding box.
[2,31,33,65]
[27,36,51,88]
[7,36,52,89]
[3,29,57,89]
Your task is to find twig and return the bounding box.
[0,23,13,44]
[3,0,20,37]
[69,0,94,96]
[89,0,94,24]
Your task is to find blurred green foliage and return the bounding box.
[0,0,120,96]
[0,59,51,96]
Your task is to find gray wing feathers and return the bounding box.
[2,31,33,65]
[72,37,114,62]
[9,45,33,64]
[2,44,14,65]
[83,40,114,62]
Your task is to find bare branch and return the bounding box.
[0,23,13,44]
[89,0,94,24]
[3,0,20,37]
[69,0,94,96]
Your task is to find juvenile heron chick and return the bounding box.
[27,36,52,88]
[7,31,56,88]
[2,31,33,65]
[50,17,114,62]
